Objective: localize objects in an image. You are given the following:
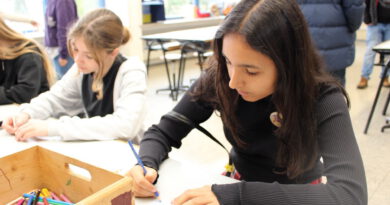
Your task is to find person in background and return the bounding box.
[0,11,39,27]
[128,0,367,204]
[297,0,364,87]
[357,0,390,89]
[0,17,55,105]
[45,0,78,79]
[2,9,147,143]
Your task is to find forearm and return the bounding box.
[20,66,83,119]
[0,11,34,23]
[212,181,342,205]
[0,85,39,105]
[139,127,173,170]
[0,87,14,105]
[48,114,139,140]
[1,53,44,104]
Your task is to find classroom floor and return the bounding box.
[143,39,390,205]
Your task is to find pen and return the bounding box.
[127,140,161,201]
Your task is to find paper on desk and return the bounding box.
[135,159,238,205]
[136,198,169,205]
[27,136,62,142]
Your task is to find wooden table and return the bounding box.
[0,104,237,204]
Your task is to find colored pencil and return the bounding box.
[127,140,161,201]
[23,193,74,205]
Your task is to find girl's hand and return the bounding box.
[14,119,48,141]
[172,185,220,205]
[127,165,158,197]
[58,57,68,67]
[1,113,30,134]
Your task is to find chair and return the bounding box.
[364,58,390,134]
[152,41,212,101]
[145,40,181,73]
[382,116,390,132]
[156,53,189,97]
[381,90,390,132]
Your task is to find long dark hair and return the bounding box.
[192,0,348,179]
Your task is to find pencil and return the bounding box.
[33,190,41,205]
[43,197,49,205]
[127,140,161,201]
[127,140,147,174]
[23,194,73,205]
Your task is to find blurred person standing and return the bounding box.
[357,0,390,89]
[45,0,78,79]
[297,0,364,87]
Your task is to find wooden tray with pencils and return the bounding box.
[0,146,134,205]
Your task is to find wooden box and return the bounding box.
[0,146,134,204]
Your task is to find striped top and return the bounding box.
[140,84,367,205]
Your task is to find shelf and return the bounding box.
[142,0,163,6]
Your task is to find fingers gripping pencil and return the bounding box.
[128,140,161,201]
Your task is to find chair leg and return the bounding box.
[197,51,204,71]
[381,119,390,132]
[146,48,151,75]
[364,64,390,134]
[382,89,390,115]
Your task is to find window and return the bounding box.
[1,0,44,33]
[164,0,239,20]
[164,0,190,19]
[75,0,105,17]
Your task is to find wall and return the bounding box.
[106,0,144,59]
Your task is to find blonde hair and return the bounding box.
[67,8,131,99]
[0,17,56,86]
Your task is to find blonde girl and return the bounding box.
[2,9,147,142]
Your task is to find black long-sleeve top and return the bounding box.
[364,0,390,24]
[139,83,367,204]
[0,52,49,105]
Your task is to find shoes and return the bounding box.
[357,77,390,88]
[383,77,390,88]
[357,77,368,89]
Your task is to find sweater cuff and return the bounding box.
[212,183,240,205]
[19,104,37,119]
[47,119,61,138]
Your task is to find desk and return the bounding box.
[0,104,19,121]
[364,40,390,134]
[0,128,237,204]
[142,26,219,100]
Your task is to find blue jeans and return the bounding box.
[54,55,74,79]
[361,23,390,79]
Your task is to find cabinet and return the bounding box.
[142,0,165,23]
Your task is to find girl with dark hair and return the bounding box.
[129,0,367,204]
[2,9,147,142]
